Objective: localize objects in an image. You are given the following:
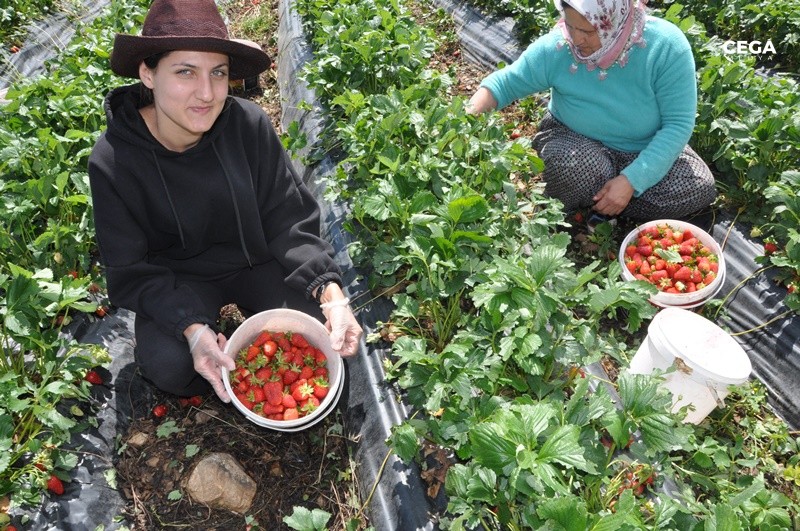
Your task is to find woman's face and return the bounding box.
[139,50,229,151]
[563,7,602,56]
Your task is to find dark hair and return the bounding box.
[138,51,170,105]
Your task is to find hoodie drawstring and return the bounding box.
[152,150,187,250]
[213,142,253,267]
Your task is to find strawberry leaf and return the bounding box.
[536,495,588,531]
[656,248,683,263]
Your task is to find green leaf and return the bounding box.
[704,503,742,531]
[537,495,588,531]
[656,248,683,262]
[167,490,182,501]
[389,422,419,463]
[156,420,182,439]
[185,445,200,458]
[469,423,517,474]
[283,506,332,531]
[538,425,587,471]
[447,194,489,224]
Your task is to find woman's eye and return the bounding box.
[212,70,229,77]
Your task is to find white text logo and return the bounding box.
[722,40,776,55]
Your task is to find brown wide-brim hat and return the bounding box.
[110,0,271,80]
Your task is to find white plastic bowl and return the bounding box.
[618,219,726,308]
[221,309,344,431]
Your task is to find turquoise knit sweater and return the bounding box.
[480,16,697,196]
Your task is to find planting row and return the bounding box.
[448,0,800,301]
[290,0,799,527]
[0,0,150,510]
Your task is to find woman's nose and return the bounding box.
[196,76,214,101]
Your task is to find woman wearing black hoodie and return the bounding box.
[88,0,362,402]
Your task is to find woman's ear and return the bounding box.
[139,62,154,89]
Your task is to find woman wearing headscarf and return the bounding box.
[468,0,716,222]
[88,0,362,402]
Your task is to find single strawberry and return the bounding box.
[152,404,168,418]
[95,306,107,318]
[252,331,271,347]
[299,365,314,381]
[283,407,299,421]
[46,474,65,495]
[292,381,315,402]
[188,395,202,407]
[263,379,284,406]
[573,211,584,223]
[673,266,692,281]
[312,377,329,399]
[290,332,309,348]
[246,345,261,362]
[764,241,778,255]
[84,369,103,385]
[282,393,297,409]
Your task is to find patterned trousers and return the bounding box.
[532,112,717,220]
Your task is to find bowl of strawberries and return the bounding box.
[221,309,344,432]
[619,219,726,308]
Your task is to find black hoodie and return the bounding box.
[88,84,341,340]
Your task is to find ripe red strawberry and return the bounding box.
[248,387,266,404]
[252,331,271,347]
[282,366,301,385]
[152,404,168,418]
[46,475,64,495]
[673,266,692,281]
[261,403,284,415]
[95,306,107,318]
[84,370,103,385]
[246,345,261,362]
[262,340,278,357]
[509,130,521,140]
[299,365,314,381]
[764,242,778,254]
[188,395,202,407]
[312,378,329,399]
[573,211,584,223]
[283,408,299,420]
[282,393,297,409]
[292,381,315,402]
[263,380,284,406]
[290,332,309,348]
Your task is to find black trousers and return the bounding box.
[133,260,325,397]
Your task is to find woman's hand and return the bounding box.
[466,87,498,115]
[592,174,634,216]
[317,283,363,357]
[186,324,235,402]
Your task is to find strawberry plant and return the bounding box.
[0,0,148,510]
[295,0,800,526]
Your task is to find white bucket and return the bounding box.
[628,307,752,424]
[221,309,344,432]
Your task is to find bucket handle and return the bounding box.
[707,382,726,408]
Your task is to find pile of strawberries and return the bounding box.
[229,330,330,421]
[624,223,720,294]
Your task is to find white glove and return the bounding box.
[320,299,362,357]
[188,325,235,402]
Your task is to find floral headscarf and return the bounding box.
[555,0,648,79]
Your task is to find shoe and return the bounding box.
[587,212,617,233]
